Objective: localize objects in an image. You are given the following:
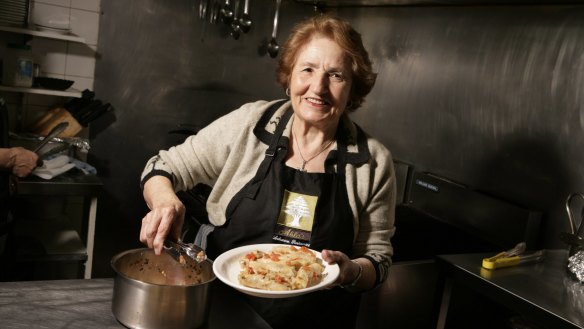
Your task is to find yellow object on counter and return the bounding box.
[482,255,521,269]
[482,249,545,270]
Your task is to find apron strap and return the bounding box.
[225,103,293,215]
[243,107,293,198]
[252,99,289,144]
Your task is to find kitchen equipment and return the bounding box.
[0,0,30,28]
[34,77,74,90]
[482,249,545,270]
[30,108,82,138]
[2,43,34,87]
[562,193,584,257]
[267,0,281,58]
[164,238,207,263]
[567,250,584,283]
[482,242,533,270]
[111,248,215,329]
[560,231,584,247]
[77,102,113,127]
[199,0,207,20]
[229,0,242,40]
[483,242,526,264]
[209,0,220,24]
[220,0,233,25]
[38,143,70,160]
[33,121,68,153]
[34,24,71,35]
[238,0,251,33]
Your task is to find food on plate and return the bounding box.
[238,245,326,291]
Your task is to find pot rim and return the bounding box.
[111,247,216,287]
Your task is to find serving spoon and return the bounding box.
[238,0,252,33]
[230,0,242,40]
[267,0,281,58]
[220,0,234,25]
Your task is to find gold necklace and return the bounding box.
[292,130,335,172]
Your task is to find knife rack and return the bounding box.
[29,107,82,137]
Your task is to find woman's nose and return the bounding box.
[310,73,329,94]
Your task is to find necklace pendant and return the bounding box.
[298,161,307,172]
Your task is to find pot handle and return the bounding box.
[565,193,584,234]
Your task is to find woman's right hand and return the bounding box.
[140,176,186,255]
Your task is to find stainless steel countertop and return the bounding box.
[436,249,584,329]
[0,278,273,329]
[12,171,102,196]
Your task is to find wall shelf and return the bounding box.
[0,25,86,44]
[0,84,82,98]
[0,26,84,98]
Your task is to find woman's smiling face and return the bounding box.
[289,35,352,126]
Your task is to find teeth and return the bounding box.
[306,97,325,105]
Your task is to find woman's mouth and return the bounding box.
[305,97,328,106]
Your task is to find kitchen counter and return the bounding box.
[11,171,103,278]
[435,249,584,329]
[0,278,273,329]
[12,170,102,196]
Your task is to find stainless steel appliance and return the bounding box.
[357,162,542,329]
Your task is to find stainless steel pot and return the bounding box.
[111,248,216,329]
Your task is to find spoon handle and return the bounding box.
[232,0,239,20]
[272,0,281,39]
[243,0,249,14]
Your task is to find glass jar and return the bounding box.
[2,43,34,88]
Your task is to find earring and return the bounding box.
[286,88,290,97]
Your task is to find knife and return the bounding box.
[76,100,103,126]
[80,102,112,126]
[65,89,95,117]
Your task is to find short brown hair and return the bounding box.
[276,15,377,112]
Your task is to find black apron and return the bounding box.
[207,103,361,329]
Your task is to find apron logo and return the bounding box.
[279,191,317,231]
[272,190,317,246]
[285,196,311,227]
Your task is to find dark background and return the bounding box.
[90,0,584,277]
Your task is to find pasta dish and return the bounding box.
[238,245,326,291]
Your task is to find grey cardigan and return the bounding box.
[141,99,396,284]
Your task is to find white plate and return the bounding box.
[35,24,71,35]
[213,243,340,298]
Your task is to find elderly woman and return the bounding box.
[140,14,396,329]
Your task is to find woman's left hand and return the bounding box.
[321,249,362,287]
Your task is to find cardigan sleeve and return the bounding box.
[352,139,397,287]
[140,100,270,192]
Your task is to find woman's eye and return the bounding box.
[330,73,344,81]
[301,68,312,73]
